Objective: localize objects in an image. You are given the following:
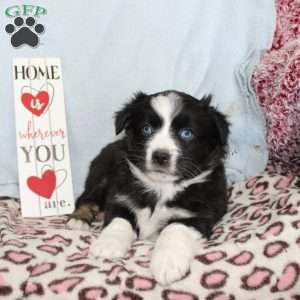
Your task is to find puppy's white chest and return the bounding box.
[136,205,192,240]
[137,205,168,240]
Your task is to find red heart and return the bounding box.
[21,91,49,116]
[27,170,56,199]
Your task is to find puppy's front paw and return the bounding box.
[67,218,90,231]
[150,223,200,285]
[90,234,130,259]
[89,218,136,259]
[150,244,192,285]
[67,203,100,230]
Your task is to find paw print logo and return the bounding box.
[5,17,45,48]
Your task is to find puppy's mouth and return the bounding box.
[127,160,179,183]
[146,167,178,182]
[148,166,169,174]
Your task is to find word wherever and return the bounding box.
[19,120,65,140]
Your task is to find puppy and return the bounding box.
[68,90,230,285]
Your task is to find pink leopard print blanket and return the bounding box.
[1,168,300,299]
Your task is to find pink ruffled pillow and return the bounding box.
[252,0,300,174]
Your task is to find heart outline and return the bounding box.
[41,164,68,190]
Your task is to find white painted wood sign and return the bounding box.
[13,57,75,217]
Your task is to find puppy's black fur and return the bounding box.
[73,90,229,239]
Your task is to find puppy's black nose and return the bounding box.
[152,150,170,166]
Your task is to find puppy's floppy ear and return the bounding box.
[115,106,131,135]
[114,92,147,135]
[212,109,230,146]
[201,94,230,146]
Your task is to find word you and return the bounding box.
[21,144,65,163]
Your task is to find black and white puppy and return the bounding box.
[68,90,229,285]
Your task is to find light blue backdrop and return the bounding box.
[0,1,276,198]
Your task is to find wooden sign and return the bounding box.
[13,57,75,217]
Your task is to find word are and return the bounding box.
[44,199,68,210]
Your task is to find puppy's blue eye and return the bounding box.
[179,128,193,141]
[142,125,154,137]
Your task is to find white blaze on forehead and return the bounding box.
[150,93,182,121]
[147,93,182,173]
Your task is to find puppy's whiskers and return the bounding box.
[178,157,204,178]
[178,166,198,179]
